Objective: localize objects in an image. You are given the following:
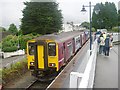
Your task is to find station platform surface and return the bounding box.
[94,44,119,88]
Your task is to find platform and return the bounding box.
[94,44,118,88]
[47,33,119,89]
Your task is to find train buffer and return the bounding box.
[47,33,119,89]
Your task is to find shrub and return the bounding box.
[0,43,2,49]
[92,27,96,32]
[1,34,40,52]
[2,35,18,52]
[2,46,17,52]
[112,27,119,32]
[2,59,28,86]
[19,34,40,50]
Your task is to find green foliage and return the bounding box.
[1,34,39,52]
[80,22,90,29]
[92,27,96,32]
[2,59,28,85]
[0,27,6,32]
[8,23,18,35]
[118,10,120,26]
[19,34,39,50]
[21,2,63,35]
[2,35,18,52]
[92,2,118,30]
[112,27,119,32]
[0,43,2,49]
[19,34,33,49]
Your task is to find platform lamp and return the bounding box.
[81,2,93,55]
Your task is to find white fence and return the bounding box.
[2,49,25,58]
[70,39,98,88]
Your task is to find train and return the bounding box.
[27,30,89,81]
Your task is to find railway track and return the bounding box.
[26,79,52,89]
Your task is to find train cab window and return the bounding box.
[28,43,34,55]
[48,42,56,56]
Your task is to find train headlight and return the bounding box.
[30,62,34,65]
[49,63,56,67]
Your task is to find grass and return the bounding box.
[1,58,28,86]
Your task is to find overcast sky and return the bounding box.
[0,0,119,29]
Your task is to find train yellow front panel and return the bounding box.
[37,45,44,69]
[47,41,59,71]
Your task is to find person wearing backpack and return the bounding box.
[110,34,113,49]
[99,34,105,54]
[104,34,110,56]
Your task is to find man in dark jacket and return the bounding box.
[104,34,110,56]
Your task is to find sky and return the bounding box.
[0,0,119,29]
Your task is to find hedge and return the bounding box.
[2,35,18,52]
[1,34,40,52]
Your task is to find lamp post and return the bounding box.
[81,2,94,55]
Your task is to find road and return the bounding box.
[0,55,26,68]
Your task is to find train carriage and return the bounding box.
[27,30,88,80]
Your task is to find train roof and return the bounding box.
[35,30,85,43]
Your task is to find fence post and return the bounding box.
[69,72,83,88]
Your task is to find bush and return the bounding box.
[19,34,40,50]
[2,46,17,52]
[112,27,119,32]
[2,59,28,86]
[0,43,2,49]
[2,35,18,52]
[92,27,96,32]
[1,34,40,52]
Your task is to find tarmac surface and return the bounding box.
[94,44,119,88]
[0,55,26,68]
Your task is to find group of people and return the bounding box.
[97,32,113,56]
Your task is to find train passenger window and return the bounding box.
[48,42,56,56]
[76,38,80,44]
[67,42,73,56]
[61,46,64,54]
[28,43,34,55]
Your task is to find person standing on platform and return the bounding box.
[110,33,113,49]
[103,32,107,53]
[103,32,106,40]
[104,34,110,56]
[99,34,105,54]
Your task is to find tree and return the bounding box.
[118,10,120,26]
[80,22,90,29]
[21,2,63,35]
[0,27,6,32]
[92,2,118,30]
[8,23,18,35]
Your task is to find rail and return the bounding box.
[69,39,98,88]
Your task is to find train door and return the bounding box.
[63,42,66,62]
[72,38,75,54]
[34,41,48,70]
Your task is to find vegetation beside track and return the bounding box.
[1,58,28,86]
